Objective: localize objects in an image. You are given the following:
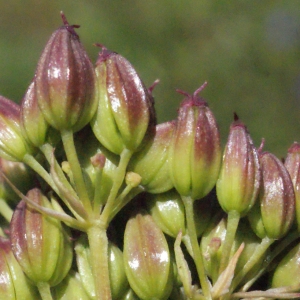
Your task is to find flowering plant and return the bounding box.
[0,12,300,300]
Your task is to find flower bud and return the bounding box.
[52,271,90,300]
[216,116,260,216]
[248,151,295,239]
[0,96,33,161]
[169,86,221,200]
[120,289,139,300]
[20,80,49,147]
[0,237,39,299]
[75,236,128,299]
[148,190,212,238]
[123,212,173,299]
[271,242,300,288]
[0,158,34,205]
[35,13,97,132]
[129,121,175,193]
[284,142,300,231]
[91,47,155,155]
[10,188,73,287]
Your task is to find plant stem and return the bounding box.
[61,129,92,215]
[182,196,212,300]
[100,148,132,226]
[219,210,240,274]
[87,222,111,300]
[0,198,13,222]
[23,154,57,193]
[37,282,53,300]
[231,236,274,291]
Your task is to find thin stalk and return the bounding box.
[37,282,53,300]
[240,231,300,292]
[219,210,240,274]
[182,195,212,300]
[61,129,92,215]
[100,148,132,226]
[23,154,57,193]
[0,199,13,222]
[231,236,274,291]
[87,222,111,300]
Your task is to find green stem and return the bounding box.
[23,154,58,194]
[87,222,111,300]
[231,236,274,291]
[182,196,211,300]
[37,282,53,300]
[240,231,300,292]
[219,210,240,274]
[61,129,92,215]
[100,148,132,226]
[0,199,13,222]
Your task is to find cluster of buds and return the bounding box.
[0,12,300,300]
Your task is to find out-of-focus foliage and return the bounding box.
[0,0,300,156]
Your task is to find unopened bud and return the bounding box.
[10,188,73,287]
[169,85,221,200]
[123,212,173,299]
[129,121,175,193]
[35,13,97,132]
[0,96,33,161]
[248,151,295,239]
[91,47,155,155]
[217,116,260,216]
[284,142,300,231]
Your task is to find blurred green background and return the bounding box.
[0,0,300,157]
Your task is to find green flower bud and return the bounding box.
[120,289,139,300]
[148,190,212,238]
[248,151,295,239]
[20,80,49,147]
[52,271,90,300]
[216,116,260,216]
[271,242,300,288]
[284,142,300,231]
[0,237,39,300]
[169,86,221,200]
[75,235,128,299]
[0,96,33,161]
[0,158,34,205]
[123,212,173,300]
[10,188,73,287]
[35,13,97,132]
[129,121,175,193]
[91,47,156,155]
[148,190,186,237]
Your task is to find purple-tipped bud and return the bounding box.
[35,13,97,132]
[169,86,221,200]
[0,237,39,299]
[248,151,295,239]
[123,212,173,299]
[0,96,34,161]
[10,188,73,287]
[20,80,49,147]
[216,117,260,216]
[284,142,300,231]
[129,121,175,193]
[91,47,155,155]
